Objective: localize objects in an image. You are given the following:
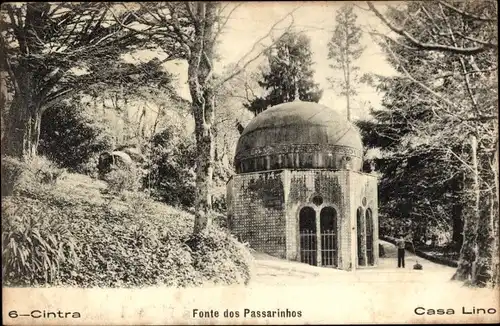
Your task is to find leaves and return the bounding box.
[328,5,364,91]
[245,31,323,115]
[361,0,498,286]
[2,170,252,287]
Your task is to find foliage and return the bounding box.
[78,153,102,179]
[146,127,197,208]
[327,4,365,120]
[364,0,498,286]
[38,103,114,173]
[109,2,297,233]
[186,227,254,285]
[103,167,142,195]
[2,198,78,285]
[1,156,26,196]
[1,156,66,196]
[2,171,252,287]
[0,2,175,158]
[245,31,323,115]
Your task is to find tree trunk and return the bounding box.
[188,2,218,234]
[345,25,351,122]
[192,91,216,233]
[1,71,10,139]
[474,143,499,287]
[492,142,500,287]
[453,134,480,282]
[3,93,42,159]
[451,203,464,249]
[451,177,464,250]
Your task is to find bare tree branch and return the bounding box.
[438,3,481,117]
[213,3,243,42]
[438,0,497,22]
[367,1,497,55]
[184,2,198,26]
[215,6,300,89]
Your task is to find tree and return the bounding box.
[356,77,468,249]
[0,3,168,159]
[147,125,197,208]
[245,31,323,116]
[38,102,114,172]
[364,0,498,287]
[328,4,364,121]
[112,2,298,233]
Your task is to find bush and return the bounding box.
[38,103,114,172]
[2,173,253,288]
[147,128,197,207]
[1,156,66,196]
[2,198,78,285]
[78,153,101,179]
[103,167,141,195]
[25,156,66,185]
[1,156,25,196]
[212,211,228,228]
[186,227,253,286]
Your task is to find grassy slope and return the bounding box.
[2,172,253,288]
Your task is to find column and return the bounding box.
[316,207,321,267]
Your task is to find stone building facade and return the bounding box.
[226,101,379,271]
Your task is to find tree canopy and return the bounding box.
[245,31,323,116]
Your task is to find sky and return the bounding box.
[160,1,398,123]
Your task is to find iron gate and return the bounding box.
[321,230,338,267]
[300,230,317,266]
[300,230,338,267]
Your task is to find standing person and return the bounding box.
[396,235,406,268]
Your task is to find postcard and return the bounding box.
[2,1,498,325]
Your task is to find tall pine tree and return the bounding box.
[245,31,322,116]
[328,4,364,121]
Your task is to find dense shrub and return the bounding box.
[1,156,66,196]
[38,103,114,173]
[147,127,197,207]
[103,167,142,195]
[186,228,254,286]
[2,198,78,285]
[1,156,25,196]
[2,172,253,288]
[78,153,101,179]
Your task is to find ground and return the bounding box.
[246,241,498,324]
[251,240,456,285]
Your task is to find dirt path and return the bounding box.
[251,240,456,285]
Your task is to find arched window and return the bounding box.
[299,206,316,266]
[299,206,316,232]
[320,207,338,267]
[366,208,374,266]
[357,207,366,266]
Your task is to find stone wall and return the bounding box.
[349,172,379,267]
[227,170,287,258]
[227,169,378,271]
[285,170,351,269]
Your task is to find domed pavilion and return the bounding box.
[226,101,379,271]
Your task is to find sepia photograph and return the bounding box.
[1,1,499,325]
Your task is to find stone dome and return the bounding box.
[235,101,364,173]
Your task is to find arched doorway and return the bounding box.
[357,207,366,266]
[366,208,374,266]
[299,206,317,266]
[320,207,338,267]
